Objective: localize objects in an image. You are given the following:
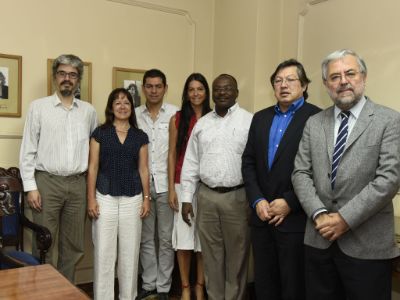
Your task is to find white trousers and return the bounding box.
[92,191,143,300]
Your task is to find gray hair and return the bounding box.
[52,54,84,80]
[321,49,367,81]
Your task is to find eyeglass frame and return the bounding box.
[272,76,300,87]
[56,70,79,80]
[326,70,363,84]
[213,86,236,93]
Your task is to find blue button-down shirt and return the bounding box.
[252,97,305,208]
[268,97,304,169]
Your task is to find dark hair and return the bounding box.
[213,73,238,89]
[143,69,167,86]
[52,54,84,80]
[126,83,141,107]
[0,71,5,86]
[270,59,311,100]
[176,73,211,155]
[101,88,138,129]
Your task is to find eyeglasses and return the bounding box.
[213,86,236,93]
[327,70,361,84]
[273,77,300,86]
[56,71,79,79]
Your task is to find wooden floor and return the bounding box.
[77,280,189,299]
[77,280,255,299]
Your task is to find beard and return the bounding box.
[59,80,76,97]
[60,89,73,97]
[329,83,364,110]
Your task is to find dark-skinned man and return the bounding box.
[180,74,253,300]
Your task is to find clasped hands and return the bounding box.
[256,198,290,226]
[314,212,349,241]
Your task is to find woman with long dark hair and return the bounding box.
[168,73,211,300]
[87,88,150,299]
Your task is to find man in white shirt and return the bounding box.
[180,74,253,300]
[135,69,178,300]
[19,54,98,282]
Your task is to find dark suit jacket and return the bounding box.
[242,101,321,232]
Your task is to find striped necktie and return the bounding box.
[331,111,350,189]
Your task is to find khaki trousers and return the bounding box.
[197,184,250,300]
[32,171,86,282]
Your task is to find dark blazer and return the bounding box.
[242,101,321,232]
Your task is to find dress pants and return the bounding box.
[139,180,174,293]
[197,184,250,300]
[92,192,143,300]
[33,171,86,282]
[305,243,392,300]
[251,225,305,300]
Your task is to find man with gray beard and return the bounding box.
[19,54,97,282]
[292,49,400,299]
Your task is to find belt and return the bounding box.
[202,182,244,193]
[35,170,87,178]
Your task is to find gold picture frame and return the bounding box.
[112,67,146,108]
[0,53,22,117]
[47,59,92,103]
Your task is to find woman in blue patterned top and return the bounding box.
[87,88,150,300]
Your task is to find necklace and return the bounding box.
[114,124,130,133]
[116,128,129,133]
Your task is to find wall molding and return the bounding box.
[107,0,196,70]
[0,134,22,139]
[297,0,330,60]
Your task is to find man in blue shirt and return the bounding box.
[242,59,320,300]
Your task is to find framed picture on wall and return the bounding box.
[112,67,146,108]
[47,59,92,103]
[0,53,22,117]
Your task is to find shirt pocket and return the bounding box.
[157,122,170,144]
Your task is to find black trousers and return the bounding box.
[305,243,392,300]
[251,226,305,300]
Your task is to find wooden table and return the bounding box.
[0,264,90,299]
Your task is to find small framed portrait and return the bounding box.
[47,59,92,103]
[112,67,146,108]
[0,53,22,117]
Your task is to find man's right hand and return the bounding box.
[27,190,42,212]
[256,199,271,221]
[182,203,194,226]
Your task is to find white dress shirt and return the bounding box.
[180,103,253,203]
[19,93,98,191]
[135,102,179,193]
[333,96,367,143]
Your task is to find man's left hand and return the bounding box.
[268,198,291,226]
[182,203,194,227]
[315,212,349,241]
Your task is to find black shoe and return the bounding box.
[135,289,157,300]
[157,292,169,300]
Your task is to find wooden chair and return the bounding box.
[0,167,52,269]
